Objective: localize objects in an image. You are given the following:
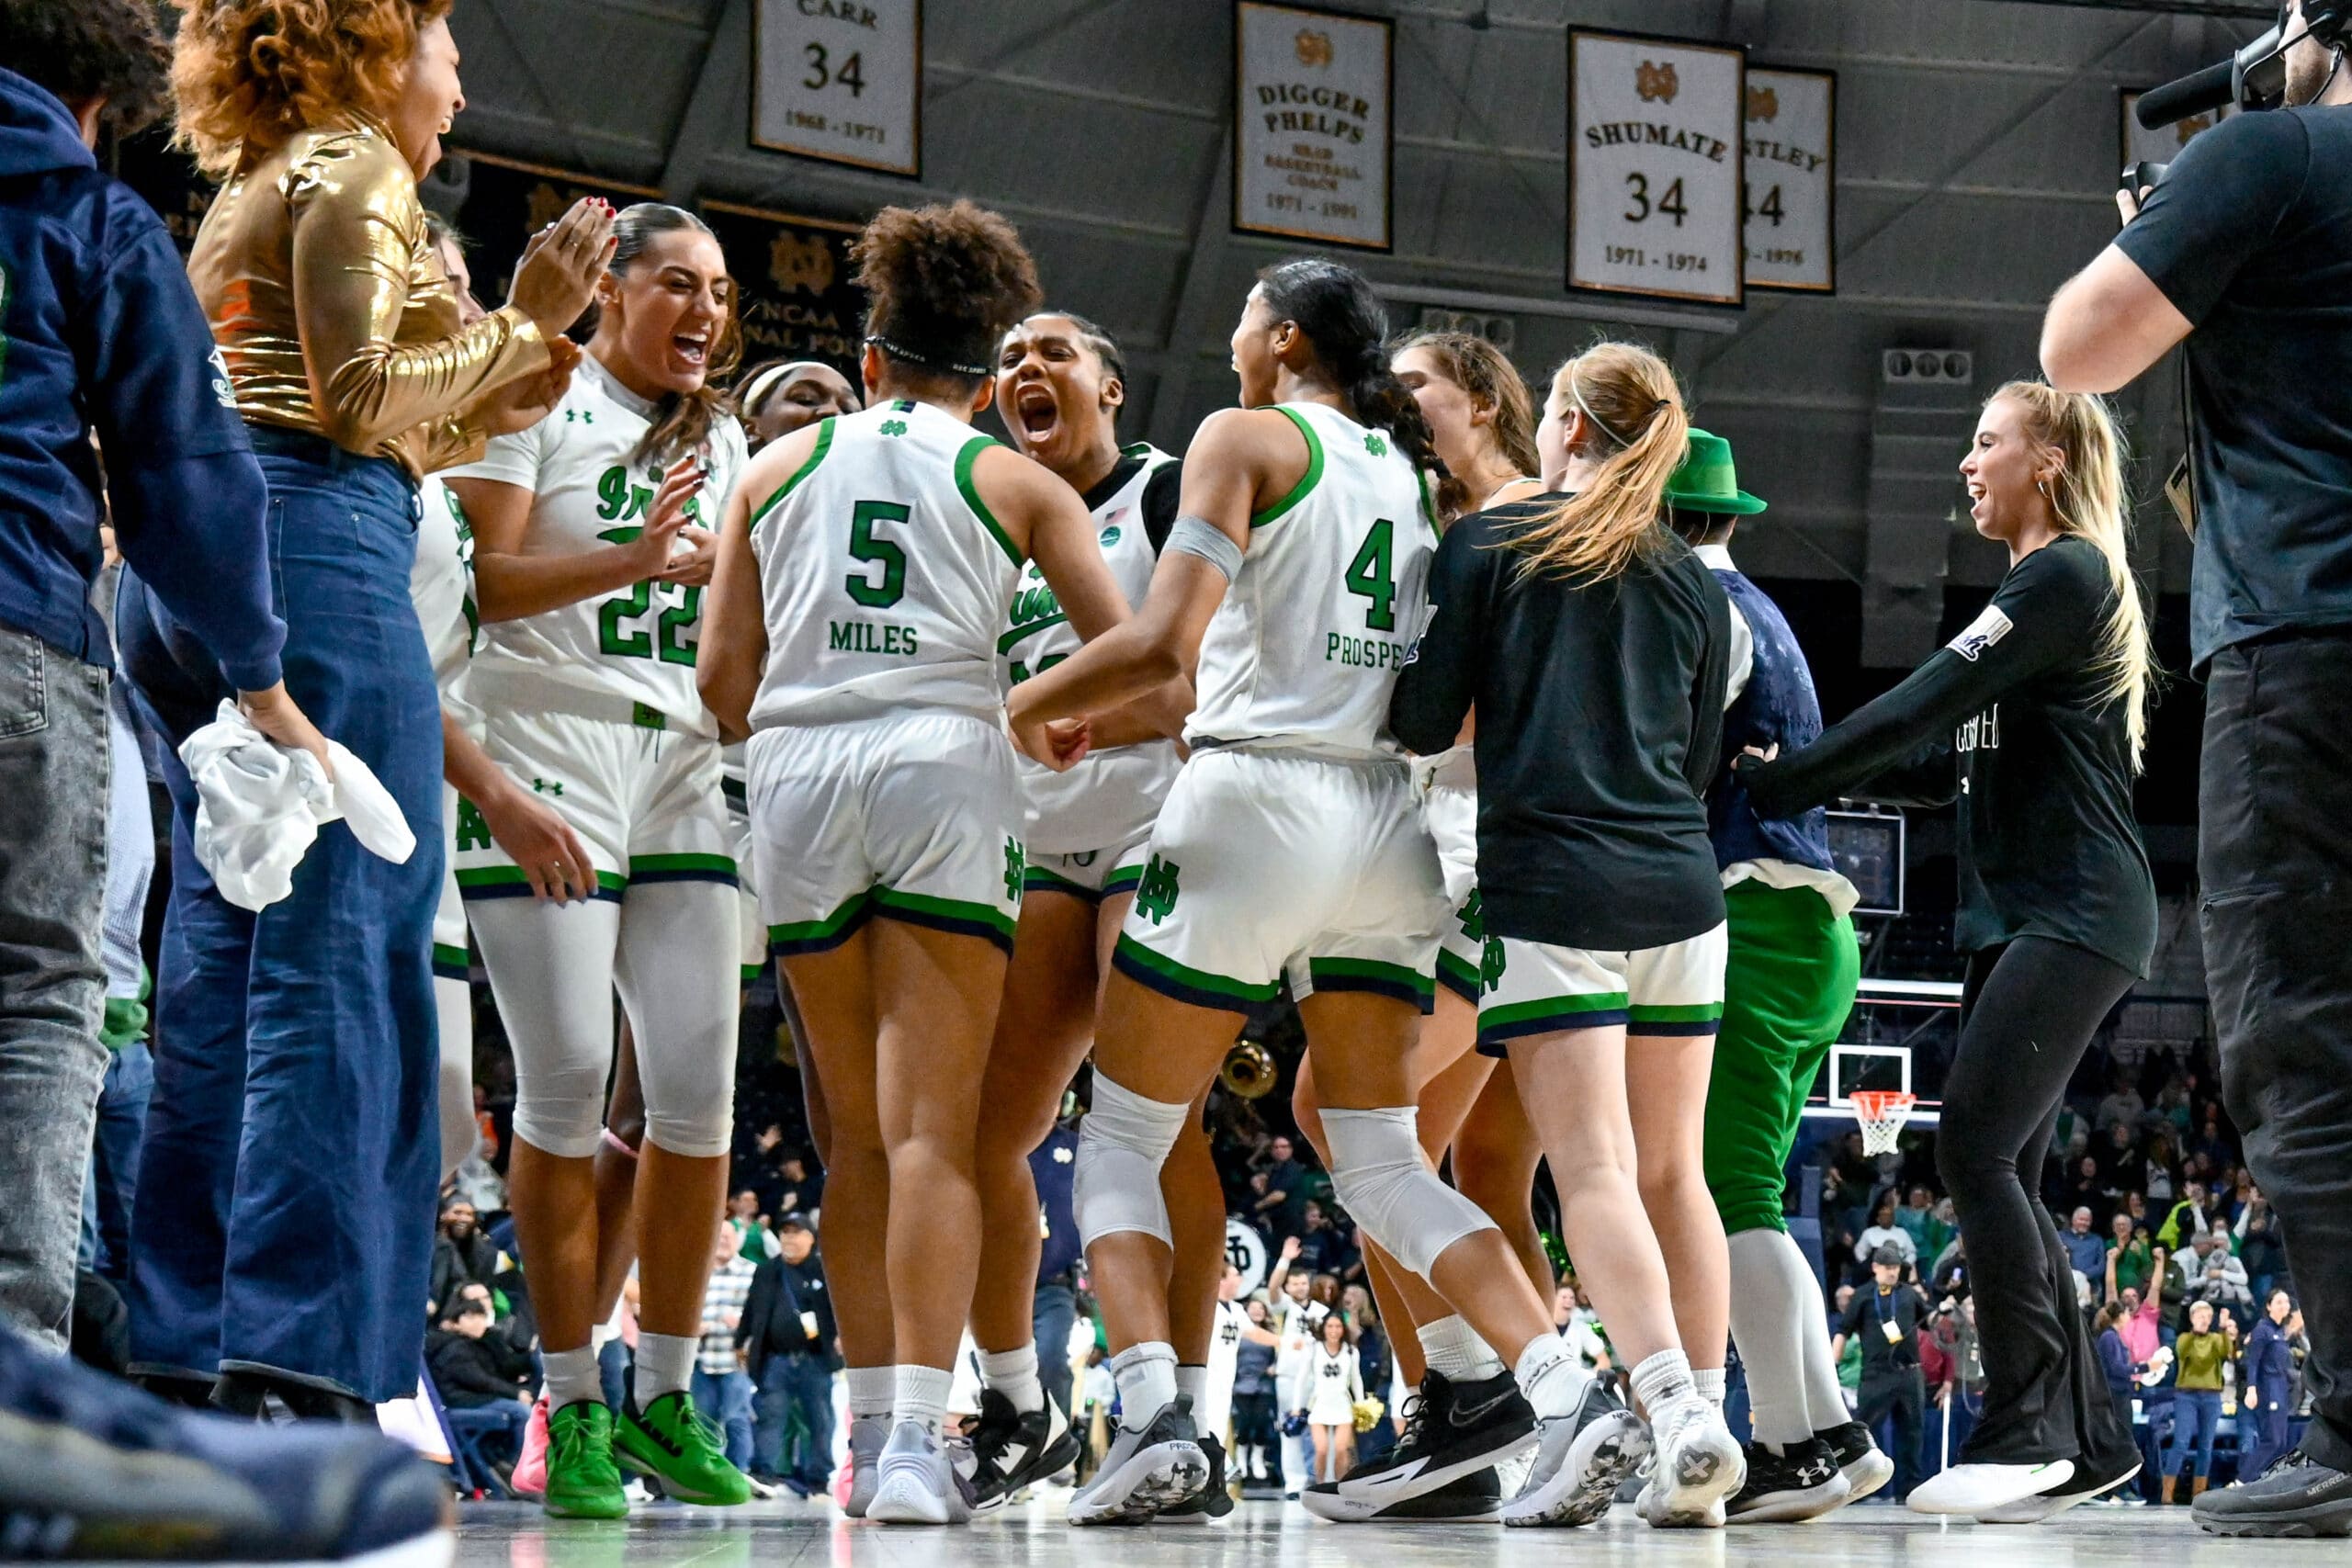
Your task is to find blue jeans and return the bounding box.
[79,1040,153,1281]
[598,1337,631,1413]
[1034,1281,1076,1420]
[121,430,442,1403]
[693,1367,756,1472]
[2165,1388,2223,1480]
[753,1355,835,1486]
[0,625,110,1350]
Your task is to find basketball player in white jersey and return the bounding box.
[444,204,751,1518]
[696,201,1133,1526]
[1008,259,1643,1527]
[413,218,594,1186]
[961,310,1216,1510]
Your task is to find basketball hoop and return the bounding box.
[1850,1089,1917,1156]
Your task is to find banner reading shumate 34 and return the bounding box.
[1568,30,1746,308]
[1233,0,1393,252]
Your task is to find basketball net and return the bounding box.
[1851,1089,1917,1156]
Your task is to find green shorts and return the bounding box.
[1702,879,1860,1236]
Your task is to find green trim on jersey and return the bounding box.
[870,884,1017,942]
[749,417,835,532]
[1435,947,1483,998]
[1113,933,1282,1006]
[1479,992,1630,1032]
[1102,862,1148,897]
[1023,863,1092,898]
[955,434,1024,568]
[456,865,628,897]
[998,613,1068,656]
[768,891,873,950]
[1628,1001,1725,1025]
[432,942,470,976]
[1250,405,1326,528]
[1307,955,1435,998]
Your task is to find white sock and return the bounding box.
[1110,1342,1179,1432]
[1419,1314,1508,1382]
[542,1345,603,1410]
[1630,1348,1699,1423]
[978,1344,1045,1415]
[1693,1366,1725,1409]
[1513,1332,1589,1420]
[1729,1226,1830,1445]
[845,1365,895,1425]
[634,1331,695,1404]
[1175,1363,1207,1413]
[893,1364,954,1435]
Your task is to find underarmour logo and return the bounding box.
[1134,854,1181,924]
[531,778,564,796]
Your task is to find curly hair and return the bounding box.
[854,200,1040,390]
[0,0,172,137]
[170,0,450,176]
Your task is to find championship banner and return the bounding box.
[2120,89,2232,181]
[752,0,922,177]
[1568,30,1746,308]
[1233,1,1394,252]
[445,152,657,306]
[697,200,866,374]
[1743,68,1834,293]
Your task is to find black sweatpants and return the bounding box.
[2201,636,2352,1475]
[1938,937,2141,1476]
[1859,1367,1927,1499]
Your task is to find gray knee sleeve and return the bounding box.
[1326,1105,1498,1277]
[1074,1076,1189,1248]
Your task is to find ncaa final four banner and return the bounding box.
[1568,31,1746,308]
[752,0,922,177]
[1233,1,1394,252]
[1743,68,1835,294]
[696,201,866,374]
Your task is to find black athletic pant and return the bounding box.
[2202,635,2352,1475]
[1860,1367,1927,1499]
[1938,937,2141,1476]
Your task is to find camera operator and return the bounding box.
[2041,0,2352,1536]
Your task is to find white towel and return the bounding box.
[180,700,415,912]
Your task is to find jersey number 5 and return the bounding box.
[847,499,910,609]
[1345,518,1397,632]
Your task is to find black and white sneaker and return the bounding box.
[1977,1457,2141,1524]
[2192,1450,2352,1538]
[966,1389,1081,1511]
[1817,1419,1894,1503]
[1157,1434,1235,1522]
[1725,1438,1851,1523]
[1067,1397,1207,1527]
[1307,1464,1507,1523]
[1299,1369,1536,1522]
[1500,1373,1650,1527]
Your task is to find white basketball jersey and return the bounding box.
[746,399,1023,730]
[447,355,748,739]
[410,474,474,694]
[1186,401,1437,759]
[1001,444,1182,852]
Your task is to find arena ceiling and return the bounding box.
[440,0,2265,657]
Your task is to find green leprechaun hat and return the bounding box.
[1663,428,1768,516]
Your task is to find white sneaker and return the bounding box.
[865,1421,975,1525]
[1067,1397,1208,1526]
[1646,1399,1744,1528]
[1500,1375,1651,1527]
[1905,1459,2075,1516]
[1975,1460,2141,1523]
[842,1416,888,1518]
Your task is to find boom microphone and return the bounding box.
[2135,59,2235,130]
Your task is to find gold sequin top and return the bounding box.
[187,116,548,477]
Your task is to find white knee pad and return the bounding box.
[1073,1076,1189,1248]
[617,882,741,1160]
[640,1083,736,1161]
[1325,1106,1498,1278]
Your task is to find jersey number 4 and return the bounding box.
[1345,518,1398,632]
[847,499,910,609]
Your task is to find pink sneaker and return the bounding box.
[510,1394,550,1497]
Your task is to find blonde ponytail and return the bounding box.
[1992,380,2154,770]
[1510,343,1689,584]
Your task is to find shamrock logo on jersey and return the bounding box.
[1363,432,1388,457]
[1004,839,1026,905]
[1135,854,1182,924]
[880,419,909,437]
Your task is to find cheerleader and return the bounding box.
[1292,1313,1366,1483]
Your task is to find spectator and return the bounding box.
[2057,1155,2106,1223]
[1835,1246,1928,1501]
[2093,1302,2135,1428]
[737,1213,834,1495]
[2163,1299,2228,1503]
[1230,1299,1281,1486]
[1254,1136,1308,1241]
[2098,1122,2150,1201]
[0,0,313,1355]
[726,1190,778,1264]
[2192,1109,2237,1173]
[2116,1284,2161,1371]
[2106,1213,2154,1302]
[2190,1224,2253,1317]
[773,1153,822,1217]
[1291,1200,1357,1280]
[2060,1206,2109,1283]
[427,1201,497,1321]
[2242,1290,2298,1483]
[426,1295,533,1467]
[2096,1069,2145,1134]
[1894,1185,1941,1258]
[1854,1194,1917,1281]
[1554,1285,1611,1371]
[2158,1181,2214,1252]
[691,1223,757,1473]
[2237,1190,2289,1305]
[1929,1234,1969,1303]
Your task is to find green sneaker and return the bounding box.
[543,1400,629,1519]
[615,1390,753,1506]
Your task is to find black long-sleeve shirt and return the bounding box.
[1740,535,2154,976]
[1390,496,1732,949]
